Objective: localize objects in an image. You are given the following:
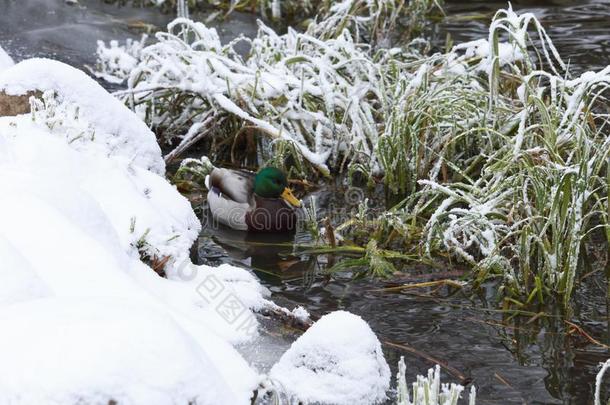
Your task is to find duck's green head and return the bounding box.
[254,167,301,208]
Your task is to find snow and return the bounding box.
[93,37,147,84]
[0,236,50,305]
[0,58,165,175]
[0,299,238,405]
[0,117,260,403]
[0,114,197,269]
[291,305,310,322]
[269,310,391,404]
[451,38,524,75]
[0,45,14,71]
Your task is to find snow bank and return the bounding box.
[0,45,14,71]
[0,117,261,403]
[269,310,391,404]
[0,58,164,174]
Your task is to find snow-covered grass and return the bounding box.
[102,0,441,31]
[397,355,610,405]
[93,0,440,176]
[96,17,383,175]
[101,0,321,22]
[396,357,476,405]
[93,36,148,85]
[366,7,610,306]
[94,1,608,306]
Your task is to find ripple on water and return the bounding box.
[438,0,610,73]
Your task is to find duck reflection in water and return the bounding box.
[200,211,321,287]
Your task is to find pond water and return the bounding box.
[2,0,610,403]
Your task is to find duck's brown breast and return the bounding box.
[245,195,297,232]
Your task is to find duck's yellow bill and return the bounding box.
[281,187,302,208]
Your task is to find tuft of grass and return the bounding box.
[396,356,476,405]
[95,0,435,176]
[342,6,609,308]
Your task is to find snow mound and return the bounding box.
[0,58,164,174]
[0,299,238,405]
[0,45,14,71]
[269,310,390,405]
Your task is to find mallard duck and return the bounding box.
[205,167,302,232]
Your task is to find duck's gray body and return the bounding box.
[206,168,253,231]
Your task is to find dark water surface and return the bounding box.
[1,0,610,403]
[0,0,258,69]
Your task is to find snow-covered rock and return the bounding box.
[269,310,391,405]
[0,45,13,71]
[0,113,197,269]
[0,58,165,174]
